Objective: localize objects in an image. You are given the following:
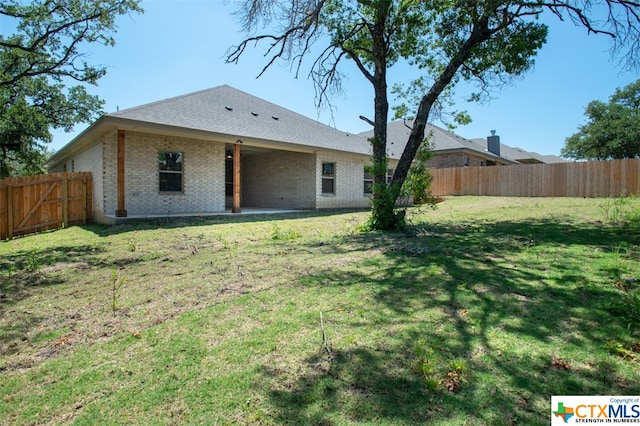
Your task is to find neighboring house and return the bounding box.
[471,138,568,164]
[46,85,397,224]
[359,121,519,168]
[359,120,566,168]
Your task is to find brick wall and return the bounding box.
[49,137,110,222]
[102,132,118,218]
[426,152,488,168]
[73,141,106,223]
[54,129,385,219]
[315,153,372,209]
[242,150,316,209]
[119,131,226,216]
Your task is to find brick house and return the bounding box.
[360,120,518,168]
[46,85,397,224]
[361,120,566,168]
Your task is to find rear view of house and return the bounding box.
[46,85,390,223]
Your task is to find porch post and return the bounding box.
[232,143,241,213]
[115,129,127,217]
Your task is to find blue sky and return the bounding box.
[49,0,638,157]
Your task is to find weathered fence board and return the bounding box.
[430,158,640,198]
[0,172,92,239]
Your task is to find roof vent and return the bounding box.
[272,115,279,120]
[251,112,259,116]
[225,106,233,111]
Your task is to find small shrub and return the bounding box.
[607,288,640,330]
[271,224,301,240]
[604,340,636,360]
[111,268,127,314]
[600,197,628,223]
[414,342,442,392]
[414,342,470,393]
[600,195,640,229]
[25,250,41,272]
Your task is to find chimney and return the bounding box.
[487,130,500,157]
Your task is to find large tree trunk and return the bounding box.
[371,22,490,230]
[368,2,404,230]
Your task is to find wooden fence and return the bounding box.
[0,172,93,239]
[430,158,640,198]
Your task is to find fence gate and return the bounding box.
[0,172,93,239]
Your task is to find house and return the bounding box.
[46,85,566,224]
[46,85,397,224]
[359,121,518,168]
[470,138,568,164]
[360,120,566,168]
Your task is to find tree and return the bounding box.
[227,0,640,230]
[562,79,640,160]
[0,0,142,178]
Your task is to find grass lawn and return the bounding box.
[1,196,639,425]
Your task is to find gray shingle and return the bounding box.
[359,120,509,161]
[111,85,373,156]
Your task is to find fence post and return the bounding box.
[62,175,68,228]
[82,176,87,224]
[7,184,12,239]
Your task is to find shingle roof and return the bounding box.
[471,138,568,164]
[470,138,537,163]
[537,154,569,163]
[359,120,513,163]
[110,85,373,156]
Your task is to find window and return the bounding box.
[159,152,183,192]
[321,162,335,194]
[364,169,393,194]
[363,170,373,195]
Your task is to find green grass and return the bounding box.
[1,196,639,425]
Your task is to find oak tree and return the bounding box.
[562,79,640,160]
[0,0,142,178]
[227,0,640,230]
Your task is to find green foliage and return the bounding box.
[270,224,301,240]
[413,341,469,393]
[111,268,127,313]
[2,198,640,424]
[24,249,41,272]
[404,135,436,205]
[606,277,640,331]
[562,79,640,160]
[364,146,406,231]
[599,195,640,229]
[230,0,640,230]
[0,0,142,178]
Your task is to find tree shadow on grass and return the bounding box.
[80,209,370,237]
[259,218,640,424]
[0,244,109,359]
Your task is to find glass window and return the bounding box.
[159,152,183,192]
[322,162,335,194]
[387,168,394,184]
[364,170,373,195]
